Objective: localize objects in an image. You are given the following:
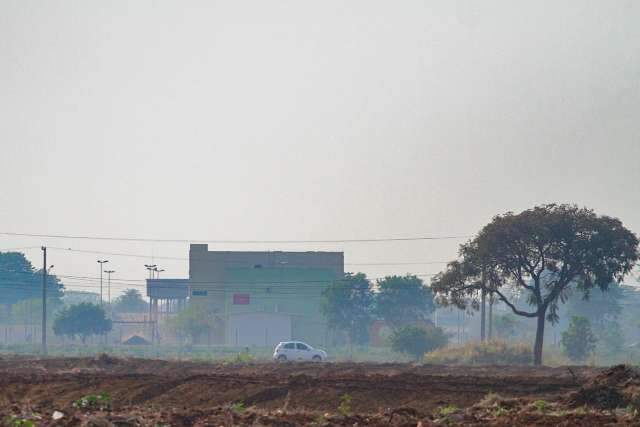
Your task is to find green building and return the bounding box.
[188,244,343,347]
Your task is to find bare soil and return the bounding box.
[0,355,636,426]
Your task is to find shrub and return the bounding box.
[230,401,245,414]
[338,394,353,416]
[438,404,459,416]
[424,340,532,365]
[72,393,111,411]
[390,325,449,361]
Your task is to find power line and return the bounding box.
[0,231,471,244]
[0,246,41,252]
[44,246,450,266]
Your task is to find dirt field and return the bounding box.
[0,355,637,426]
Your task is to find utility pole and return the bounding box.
[41,246,47,356]
[97,260,109,306]
[104,270,115,316]
[144,264,157,345]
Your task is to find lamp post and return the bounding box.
[97,260,109,306]
[144,264,157,279]
[104,269,115,316]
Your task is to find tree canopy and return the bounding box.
[375,275,435,328]
[432,204,638,365]
[322,273,374,345]
[561,316,597,362]
[0,252,63,305]
[167,301,215,344]
[389,325,448,361]
[53,303,112,343]
[112,289,148,313]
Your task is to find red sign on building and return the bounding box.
[233,293,250,305]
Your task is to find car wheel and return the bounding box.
[312,355,322,362]
[277,355,287,362]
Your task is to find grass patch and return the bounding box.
[425,340,532,365]
[230,401,245,414]
[72,393,111,411]
[338,394,353,416]
[532,400,548,412]
[437,404,460,417]
[2,416,35,427]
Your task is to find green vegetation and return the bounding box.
[166,301,218,344]
[2,416,35,427]
[375,275,435,328]
[425,341,532,365]
[0,252,63,306]
[432,204,639,365]
[72,393,111,411]
[390,325,448,361]
[53,303,112,344]
[230,401,245,414]
[437,404,460,416]
[532,400,548,412]
[112,289,148,313]
[224,351,254,364]
[338,394,353,416]
[322,273,374,345]
[561,316,597,363]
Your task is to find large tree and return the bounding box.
[53,303,112,344]
[167,301,215,344]
[0,252,63,305]
[375,275,435,328]
[112,289,148,313]
[432,204,638,365]
[322,272,374,345]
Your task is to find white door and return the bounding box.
[282,342,296,359]
[296,342,311,360]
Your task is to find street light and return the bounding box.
[144,264,157,279]
[97,260,109,305]
[153,267,165,279]
[104,270,115,311]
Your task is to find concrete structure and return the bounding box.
[146,278,189,323]
[189,244,344,347]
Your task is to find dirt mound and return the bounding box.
[568,364,640,409]
[121,335,150,346]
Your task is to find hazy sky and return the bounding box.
[1,1,639,296]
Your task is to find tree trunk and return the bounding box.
[480,289,486,342]
[488,295,493,340]
[533,310,546,365]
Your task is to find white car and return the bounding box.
[273,341,327,362]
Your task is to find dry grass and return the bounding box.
[424,340,532,365]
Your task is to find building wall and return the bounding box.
[188,245,344,346]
